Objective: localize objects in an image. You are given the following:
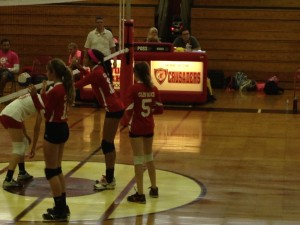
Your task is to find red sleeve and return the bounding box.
[31,93,46,111]
[78,66,89,75]
[75,73,93,89]
[124,86,135,125]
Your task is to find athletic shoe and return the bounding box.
[17,172,33,182]
[94,175,116,191]
[43,208,68,222]
[127,192,146,204]
[149,187,159,198]
[2,179,23,189]
[47,205,70,217]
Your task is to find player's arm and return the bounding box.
[28,82,47,111]
[22,123,31,145]
[75,73,93,89]
[153,88,164,114]
[28,113,42,159]
[123,86,135,125]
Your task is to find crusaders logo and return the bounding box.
[154,68,168,85]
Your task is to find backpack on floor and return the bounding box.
[226,72,256,91]
[264,80,284,95]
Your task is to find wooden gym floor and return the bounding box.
[0,89,300,225]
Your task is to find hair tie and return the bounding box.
[87,49,99,64]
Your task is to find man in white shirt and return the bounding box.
[84,16,117,82]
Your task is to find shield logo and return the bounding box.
[154,68,168,85]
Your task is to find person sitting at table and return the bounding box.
[173,28,201,51]
[146,27,161,43]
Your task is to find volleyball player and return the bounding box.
[124,62,163,203]
[0,94,42,189]
[28,58,75,221]
[75,49,124,191]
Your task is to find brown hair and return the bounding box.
[47,58,75,105]
[133,61,153,88]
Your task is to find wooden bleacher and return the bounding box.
[192,0,300,89]
[0,0,158,71]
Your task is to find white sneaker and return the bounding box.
[3,179,23,189]
[94,175,116,191]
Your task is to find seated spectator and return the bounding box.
[0,38,20,96]
[146,27,161,43]
[67,42,82,70]
[173,28,201,51]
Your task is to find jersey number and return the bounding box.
[141,98,152,117]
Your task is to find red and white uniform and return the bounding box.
[75,65,124,112]
[124,82,163,135]
[0,94,37,122]
[31,82,68,123]
[0,49,19,71]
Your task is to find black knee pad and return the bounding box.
[101,140,115,154]
[56,167,62,175]
[45,168,59,180]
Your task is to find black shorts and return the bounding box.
[105,110,124,119]
[129,132,154,138]
[44,122,69,144]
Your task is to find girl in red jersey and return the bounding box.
[75,49,124,191]
[124,61,163,204]
[28,58,75,221]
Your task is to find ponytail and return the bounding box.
[47,58,75,106]
[133,61,153,88]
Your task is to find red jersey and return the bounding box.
[75,65,124,112]
[0,49,19,69]
[124,82,163,135]
[31,83,68,122]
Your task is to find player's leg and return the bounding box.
[3,128,24,189]
[17,135,33,182]
[127,135,146,204]
[94,110,123,191]
[43,141,68,221]
[143,136,158,198]
[43,122,69,221]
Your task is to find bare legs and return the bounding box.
[5,128,26,183]
[101,117,121,181]
[43,141,65,197]
[130,137,157,195]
